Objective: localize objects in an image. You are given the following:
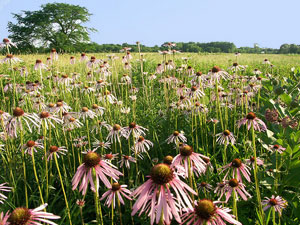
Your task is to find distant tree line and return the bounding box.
[4,41,300,54]
[5,3,300,55]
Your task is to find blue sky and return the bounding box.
[0,0,298,48]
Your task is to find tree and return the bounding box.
[7,3,96,52]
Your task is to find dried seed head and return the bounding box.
[180,145,193,157]
[40,111,50,118]
[8,207,31,225]
[81,107,89,112]
[223,130,231,136]
[111,182,121,191]
[113,124,121,131]
[246,112,256,120]
[231,158,242,168]
[26,140,35,148]
[228,178,239,187]
[49,146,59,153]
[163,155,173,165]
[83,152,101,168]
[195,199,216,220]
[150,163,173,185]
[212,66,221,73]
[129,122,136,129]
[13,107,24,117]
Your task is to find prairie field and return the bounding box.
[0,51,299,225]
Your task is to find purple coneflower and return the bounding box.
[132,136,153,154]
[219,158,251,182]
[34,59,48,71]
[78,107,96,120]
[131,163,197,224]
[181,199,242,225]
[223,178,251,202]
[122,122,148,139]
[245,156,264,168]
[100,182,132,208]
[237,112,267,132]
[262,195,287,215]
[173,144,209,178]
[6,107,39,138]
[0,211,9,224]
[21,140,43,156]
[269,144,286,154]
[166,131,187,144]
[47,145,68,161]
[106,124,123,143]
[7,203,60,225]
[0,183,12,204]
[216,130,236,145]
[1,54,22,64]
[0,38,17,48]
[119,155,136,169]
[72,150,122,195]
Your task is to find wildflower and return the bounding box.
[131,163,197,224]
[120,107,130,114]
[106,124,123,143]
[47,145,68,161]
[228,62,245,71]
[7,203,60,225]
[237,112,267,132]
[181,199,242,225]
[208,66,229,81]
[0,211,9,224]
[262,195,287,216]
[223,178,251,202]
[76,199,85,207]
[103,152,119,162]
[55,100,72,113]
[78,107,96,120]
[0,38,17,48]
[219,158,251,182]
[50,48,58,61]
[245,156,264,168]
[100,182,132,208]
[172,144,209,177]
[269,144,286,154]
[64,117,83,130]
[198,181,213,192]
[34,59,48,70]
[39,111,62,129]
[214,182,226,197]
[80,53,88,61]
[70,56,76,64]
[132,136,153,154]
[119,155,137,169]
[72,150,123,194]
[6,107,40,138]
[122,122,148,139]
[263,58,271,64]
[1,54,22,64]
[21,140,43,156]
[0,183,12,204]
[216,130,236,145]
[93,140,111,150]
[166,131,187,144]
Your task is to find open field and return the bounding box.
[0,51,299,225]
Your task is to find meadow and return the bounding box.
[0,45,299,225]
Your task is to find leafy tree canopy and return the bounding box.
[7,3,96,52]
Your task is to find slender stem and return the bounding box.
[54,153,72,225]
[251,124,264,224]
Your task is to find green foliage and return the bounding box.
[7,3,95,52]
